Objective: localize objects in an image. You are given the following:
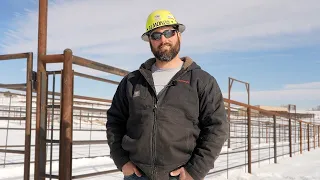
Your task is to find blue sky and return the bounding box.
[1,0,320,110]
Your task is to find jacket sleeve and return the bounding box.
[106,76,130,171]
[185,76,229,180]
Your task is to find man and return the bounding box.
[106,9,229,180]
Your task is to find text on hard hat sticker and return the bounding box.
[148,20,172,31]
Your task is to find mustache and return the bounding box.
[158,43,172,49]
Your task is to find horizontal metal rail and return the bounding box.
[74,71,119,85]
[72,169,119,179]
[0,117,26,120]
[0,52,30,60]
[73,140,107,145]
[0,83,26,89]
[72,55,129,77]
[0,149,25,154]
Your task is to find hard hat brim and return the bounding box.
[141,23,186,42]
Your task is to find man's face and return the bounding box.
[149,26,181,62]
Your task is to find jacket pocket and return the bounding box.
[122,134,138,153]
[129,82,150,111]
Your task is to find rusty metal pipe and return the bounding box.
[289,119,292,157]
[59,49,73,180]
[2,85,112,104]
[307,124,310,151]
[0,149,25,154]
[35,0,48,179]
[47,71,62,75]
[72,140,107,145]
[247,107,252,173]
[0,117,26,120]
[318,125,320,147]
[0,83,26,89]
[24,52,33,180]
[273,115,277,163]
[0,53,29,60]
[227,78,231,148]
[74,71,119,85]
[224,99,277,117]
[72,169,119,179]
[72,55,129,76]
[300,122,302,154]
[229,77,249,85]
[40,54,64,63]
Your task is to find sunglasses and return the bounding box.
[149,29,177,40]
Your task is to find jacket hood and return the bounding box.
[139,56,201,72]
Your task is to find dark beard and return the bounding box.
[150,39,180,62]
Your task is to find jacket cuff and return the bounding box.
[112,152,130,171]
[184,163,206,180]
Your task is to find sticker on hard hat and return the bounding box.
[148,20,172,31]
[167,15,175,19]
[154,15,161,21]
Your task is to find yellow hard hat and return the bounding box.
[141,9,186,41]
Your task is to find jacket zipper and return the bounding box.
[152,69,189,179]
[152,96,157,179]
[140,68,189,179]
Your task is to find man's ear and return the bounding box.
[177,32,182,41]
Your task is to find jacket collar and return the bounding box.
[139,56,194,71]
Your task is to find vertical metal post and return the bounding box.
[4,94,12,167]
[24,53,33,180]
[278,124,280,142]
[49,72,56,180]
[38,71,49,178]
[273,115,277,163]
[227,78,232,148]
[289,118,292,157]
[247,107,251,173]
[314,125,316,149]
[307,124,310,151]
[35,0,48,179]
[300,122,302,154]
[227,77,250,149]
[318,125,320,147]
[295,107,297,144]
[266,126,268,143]
[80,109,82,129]
[258,121,261,144]
[59,49,74,180]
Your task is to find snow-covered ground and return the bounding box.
[0,92,319,179]
[211,148,320,180]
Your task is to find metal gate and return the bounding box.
[0,52,34,180]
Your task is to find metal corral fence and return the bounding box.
[1,50,319,180]
[206,99,319,179]
[0,53,33,180]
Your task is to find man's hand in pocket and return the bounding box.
[122,161,142,177]
[170,167,194,180]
